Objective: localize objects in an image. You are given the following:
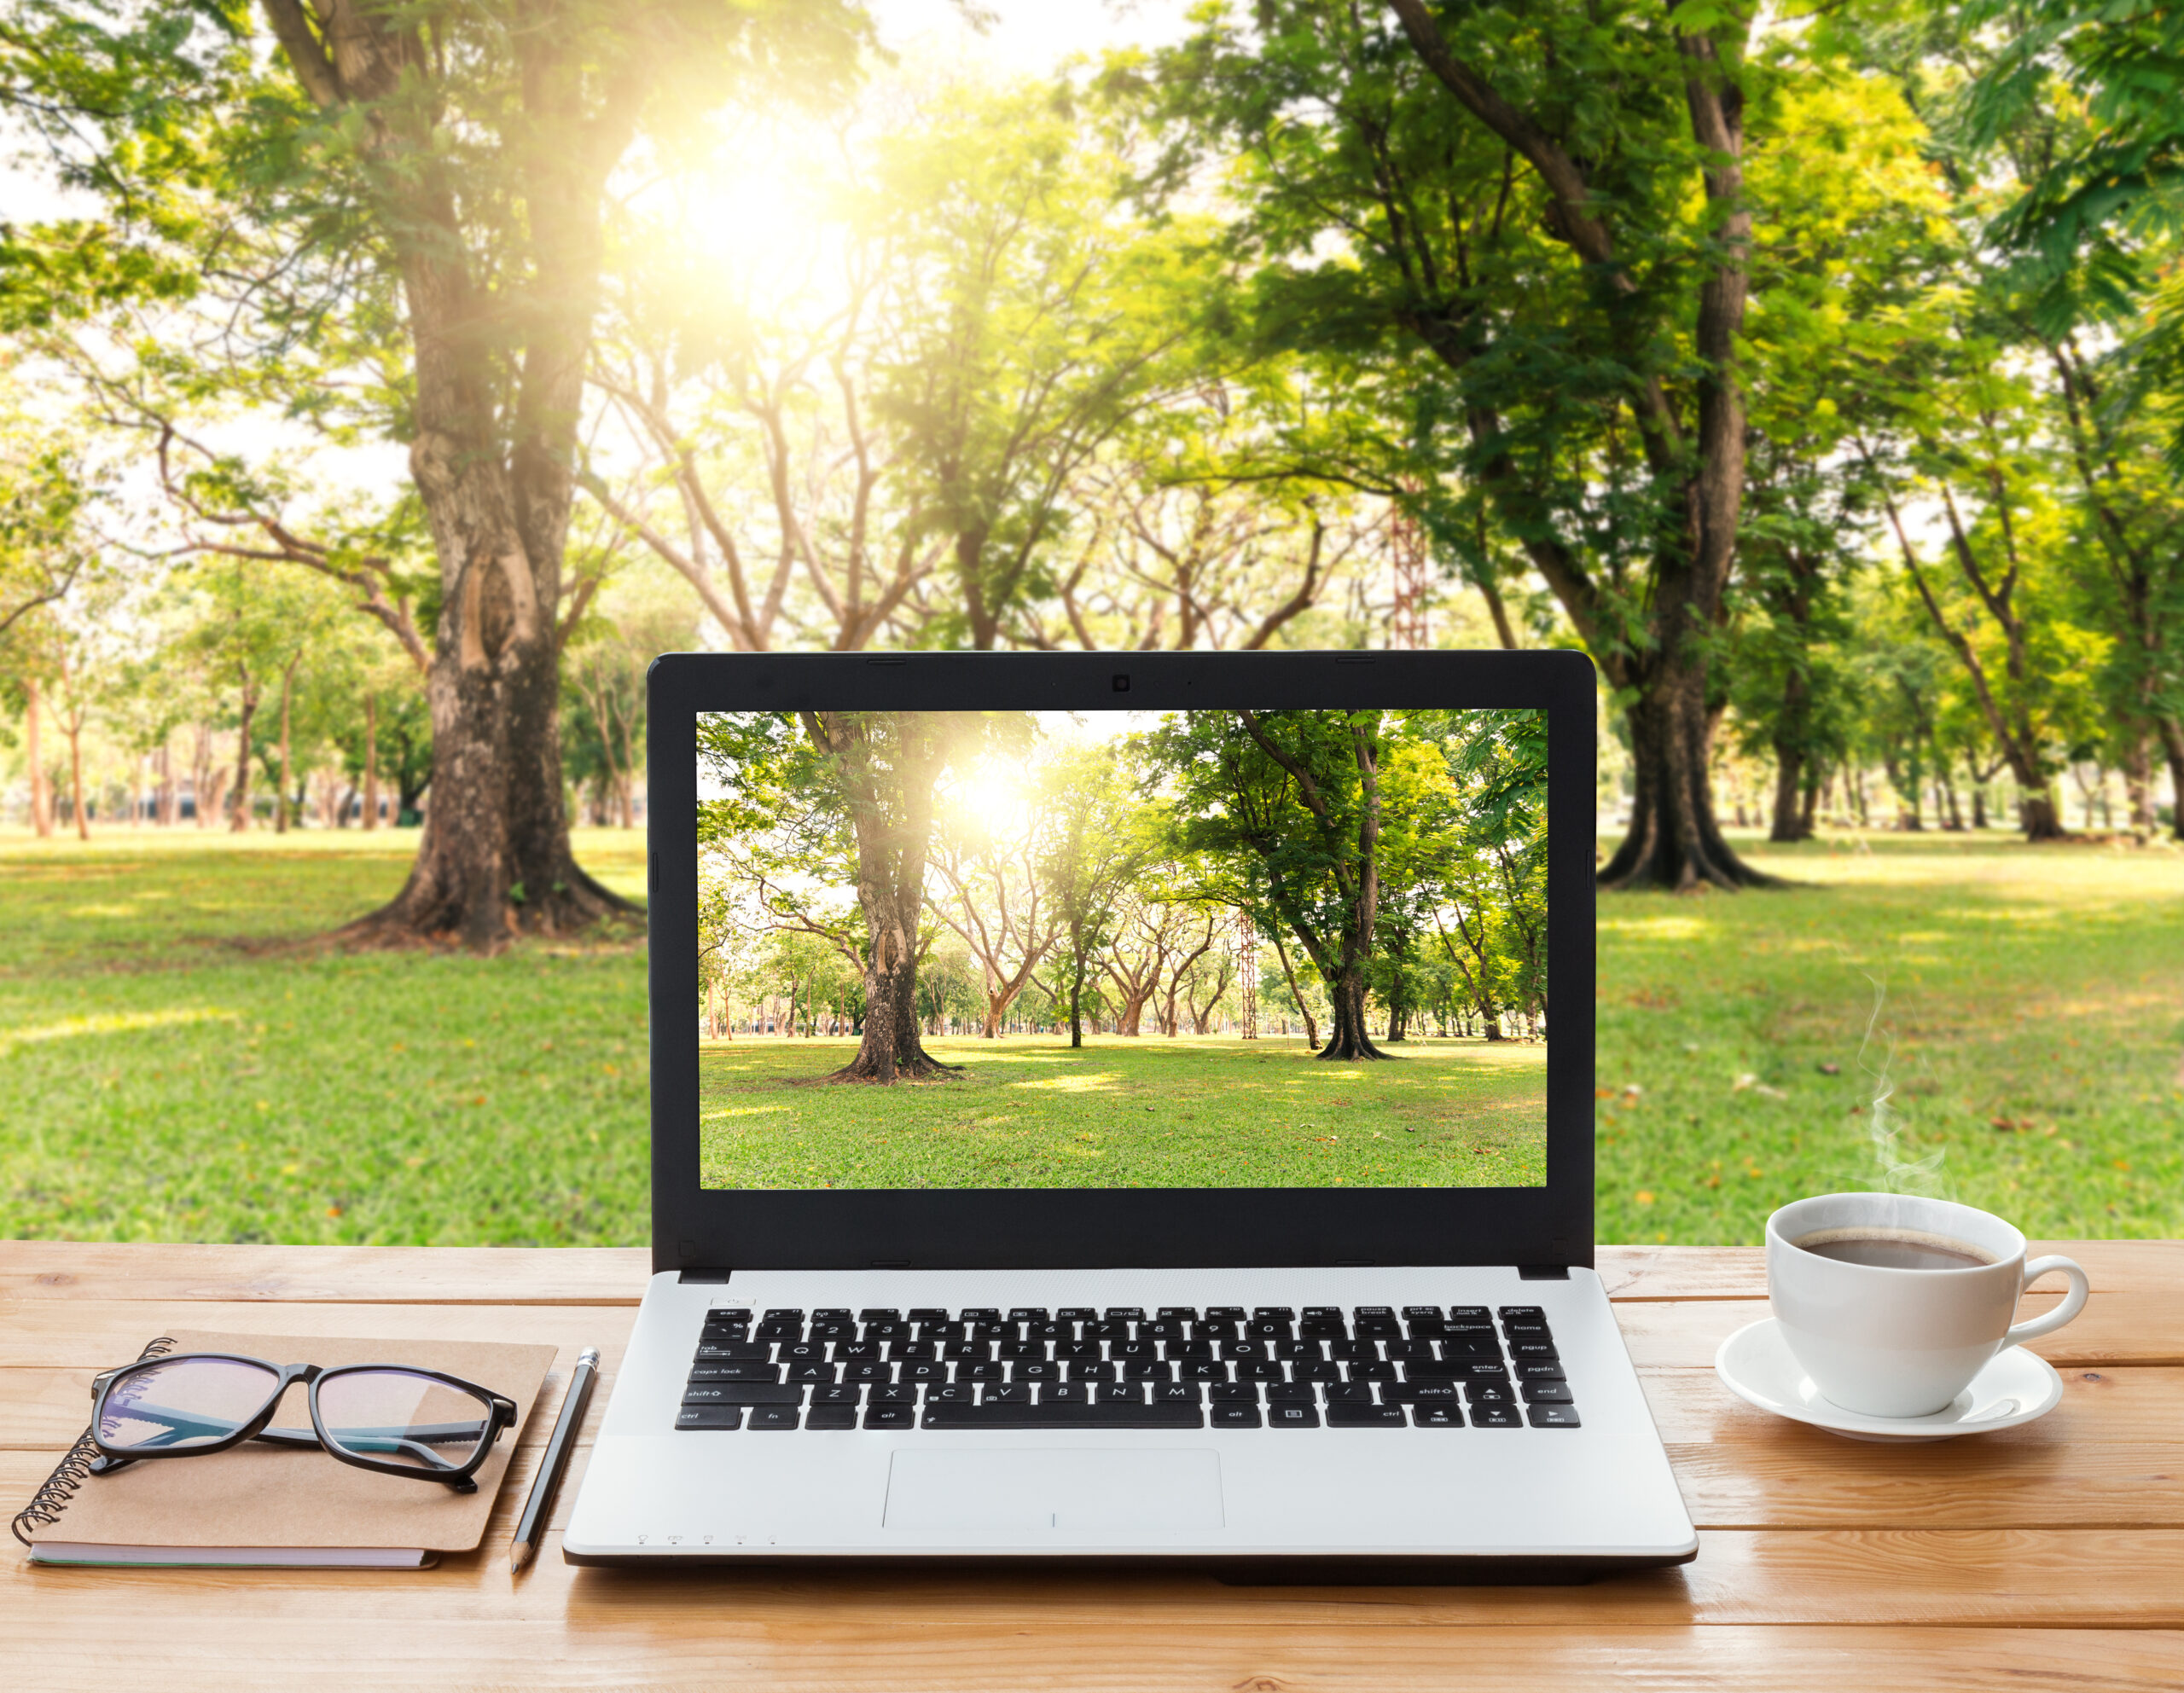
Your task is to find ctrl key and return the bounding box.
[676,1406,744,1430]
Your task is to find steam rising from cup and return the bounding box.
[1856,977,1944,1196]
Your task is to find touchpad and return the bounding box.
[883,1448,1224,1532]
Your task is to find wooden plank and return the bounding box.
[7,1239,2170,1307]
[1596,1238,2184,1302]
[13,1500,2184,1630]
[1617,1291,2181,1369]
[0,1616,2178,1692]
[0,1300,641,1370]
[1643,1367,2184,1528]
[0,1242,651,1307]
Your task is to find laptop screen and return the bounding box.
[693,707,1546,1191]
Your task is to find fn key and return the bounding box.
[1527,1403,1582,1428]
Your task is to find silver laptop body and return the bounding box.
[566,652,1696,1574]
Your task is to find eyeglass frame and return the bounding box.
[87,1352,519,1494]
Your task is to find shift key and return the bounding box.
[684,1382,801,1405]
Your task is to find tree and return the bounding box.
[1034,743,1146,1047]
[700,710,1008,1083]
[928,788,1064,1040]
[1154,1,1766,888]
[1147,708,1443,1060]
[6,1,868,942]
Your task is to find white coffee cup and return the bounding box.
[1766,1192,2089,1418]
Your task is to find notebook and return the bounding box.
[13,1330,559,1568]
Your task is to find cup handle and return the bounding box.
[2003,1255,2090,1346]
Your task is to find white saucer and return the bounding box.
[1713,1318,2065,1442]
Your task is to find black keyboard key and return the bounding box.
[1471,1403,1523,1428]
[1153,1380,1202,1405]
[1349,1360,1397,1383]
[753,1320,802,1341]
[1057,1307,1098,1322]
[1266,1381,1315,1402]
[927,1381,974,1402]
[1210,1382,1258,1403]
[804,1405,857,1430]
[694,1342,770,1361]
[1241,1360,1286,1382]
[1178,1360,1225,1383]
[1449,1307,1490,1323]
[1211,1404,1262,1428]
[1140,1319,1184,1341]
[921,1401,1202,1430]
[709,1383,804,1405]
[1437,1337,1503,1360]
[811,1307,851,1322]
[1267,1402,1320,1429]
[841,1361,891,1383]
[762,1308,805,1322]
[675,1406,742,1429]
[1205,1306,1246,1322]
[901,1360,946,1385]
[786,1362,835,1383]
[1466,1382,1517,1405]
[1027,1321,1067,1342]
[1249,1319,1294,1342]
[908,1307,950,1325]
[1522,1381,1574,1404]
[869,1383,915,1405]
[1298,1317,1346,1339]
[961,1307,1002,1324]
[1294,1359,1341,1383]
[984,1383,1029,1404]
[1040,1382,1095,1405]
[1104,1307,1146,1323]
[810,1322,856,1342]
[812,1384,860,1406]
[1516,1361,1566,1382]
[712,1308,753,1325]
[863,1406,915,1429]
[1124,1360,1174,1383]
[1327,1405,1406,1428]
[1412,1403,1463,1428]
[1008,1307,1048,1325]
[747,1405,799,1430]
[1499,1306,1545,1321]
[865,1321,908,1342]
[1158,1307,1199,1322]
[998,1340,1046,1360]
[1402,1306,1445,1324]
[1529,1404,1583,1428]
[958,1360,1002,1382]
[1354,1317,1401,1339]
[1324,1383,1374,1405]
[859,1308,903,1324]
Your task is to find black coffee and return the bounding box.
[1793,1228,1995,1271]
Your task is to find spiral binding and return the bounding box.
[10,1336,175,1548]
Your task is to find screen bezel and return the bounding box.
[648,650,1594,1272]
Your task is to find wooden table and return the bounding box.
[5,1241,2181,1688]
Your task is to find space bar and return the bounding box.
[921,1402,1205,1429]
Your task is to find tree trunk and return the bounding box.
[231,676,257,832]
[64,716,88,841]
[1319,965,1388,1061]
[1271,932,1318,1052]
[1769,740,1806,843]
[1600,669,1770,888]
[2021,791,2065,842]
[25,677,51,838]
[1066,923,1088,1049]
[276,656,298,835]
[2159,716,2184,843]
[363,691,380,831]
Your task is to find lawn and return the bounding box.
[1,828,2178,1246]
[698,1036,1547,1189]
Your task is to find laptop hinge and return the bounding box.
[1517,1265,1571,1280]
[677,1267,733,1284]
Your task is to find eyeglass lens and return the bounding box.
[316,1369,492,1475]
[98,1356,282,1452]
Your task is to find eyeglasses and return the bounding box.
[87,1353,519,1493]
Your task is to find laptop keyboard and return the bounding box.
[676,1304,1577,1431]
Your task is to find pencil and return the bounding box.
[510,1347,599,1574]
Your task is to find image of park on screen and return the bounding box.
[694,707,1547,1191]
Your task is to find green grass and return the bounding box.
[1594,832,2184,1245]
[1,827,2179,1246]
[698,1036,1546,1189]
[0,828,650,1245]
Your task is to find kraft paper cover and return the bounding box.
[31,1330,559,1553]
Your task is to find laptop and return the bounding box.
[564,650,1696,1575]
